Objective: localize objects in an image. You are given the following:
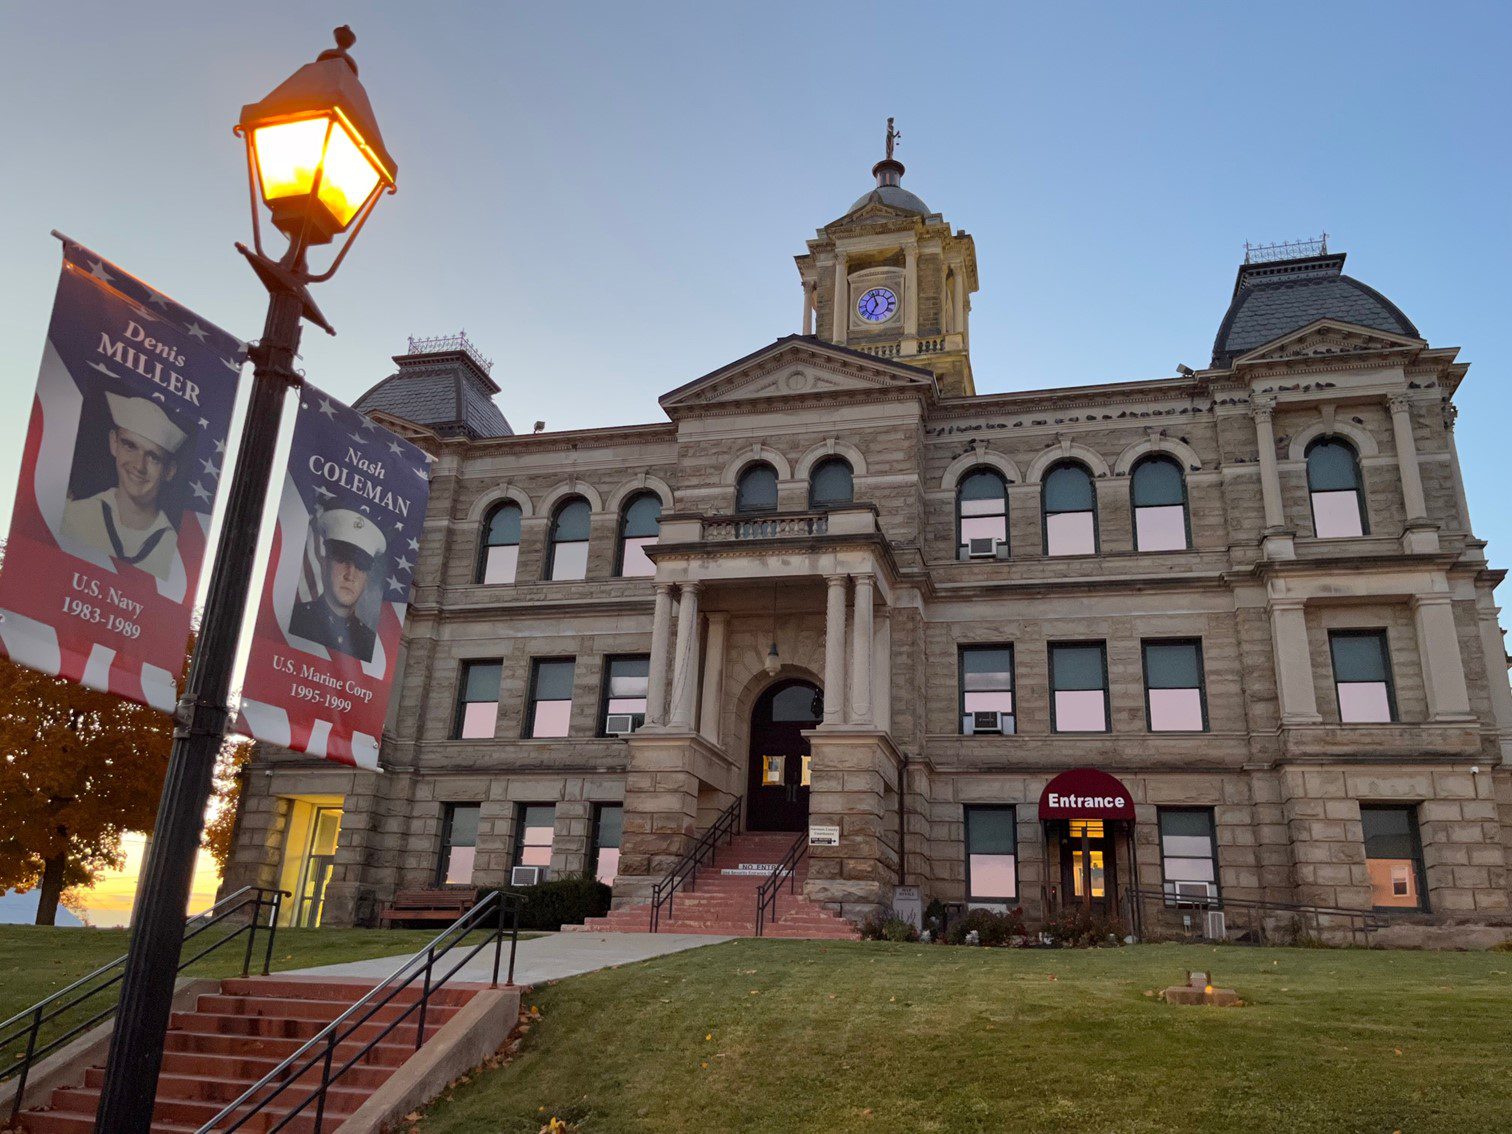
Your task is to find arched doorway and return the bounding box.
[746,678,822,831]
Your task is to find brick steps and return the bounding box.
[569,831,859,940]
[18,977,480,1134]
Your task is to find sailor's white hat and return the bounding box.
[105,392,187,453]
[318,508,386,563]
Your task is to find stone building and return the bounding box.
[222,143,1512,940]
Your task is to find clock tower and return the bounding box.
[794,120,979,396]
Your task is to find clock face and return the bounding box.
[856,287,898,323]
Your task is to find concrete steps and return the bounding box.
[570,831,859,940]
[18,976,480,1134]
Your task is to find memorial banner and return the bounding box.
[0,237,244,711]
[235,384,430,767]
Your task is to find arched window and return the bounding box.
[808,457,853,509]
[478,501,521,584]
[957,468,1008,560]
[1042,461,1097,556]
[547,497,591,580]
[736,462,778,513]
[617,492,661,578]
[1131,455,1189,552]
[1306,437,1367,538]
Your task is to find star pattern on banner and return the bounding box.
[87,260,114,284]
[395,554,413,572]
[189,480,212,502]
[318,398,338,420]
[199,457,220,477]
[185,322,209,342]
[386,574,404,593]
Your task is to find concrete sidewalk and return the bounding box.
[288,930,733,986]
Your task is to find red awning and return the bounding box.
[1038,767,1135,821]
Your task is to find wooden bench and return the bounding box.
[378,888,478,928]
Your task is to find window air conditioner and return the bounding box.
[511,866,546,887]
[966,537,1000,559]
[1204,910,1227,941]
[605,713,641,736]
[1172,881,1214,906]
[966,710,1005,734]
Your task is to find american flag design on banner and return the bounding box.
[234,383,431,769]
[0,236,244,712]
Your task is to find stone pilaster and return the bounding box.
[823,574,848,725]
[803,729,901,920]
[645,582,674,726]
[668,582,702,730]
[699,611,730,745]
[1252,398,1294,559]
[1412,594,1475,722]
[1390,394,1439,552]
[1269,598,1321,724]
[849,574,874,724]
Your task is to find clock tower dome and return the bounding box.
[794,119,979,396]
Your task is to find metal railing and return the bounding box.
[194,889,524,1134]
[1,885,286,1126]
[754,833,807,937]
[1121,886,1387,947]
[649,796,742,932]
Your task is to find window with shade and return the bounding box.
[736,462,778,513]
[600,655,649,736]
[1159,808,1219,901]
[454,660,501,739]
[513,804,556,870]
[616,493,660,578]
[808,457,853,509]
[957,468,1009,560]
[592,803,623,885]
[1143,639,1207,731]
[1131,456,1189,552]
[1050,642,1109,732]
[1043,462,1098,556]
[965,806,1017,904]
[477,502,521,584]
[547,497,591,581]
[959,645,1015,734]
[436,803,480,886]
[1330,630,1396,723]
[526,658,575,738]
[1306,437,1367,538]
[1361,805,1427,910]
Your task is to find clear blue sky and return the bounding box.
[2,1,1509,599]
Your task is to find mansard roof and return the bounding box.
[355,346,513,440]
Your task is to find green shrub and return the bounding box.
[1039,907,1125,947]
[858,913,920,943]
[487,876,612,930]
[945,907,1026,946]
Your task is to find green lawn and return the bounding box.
[0,925,533,1049]
[417,939,1512,1134]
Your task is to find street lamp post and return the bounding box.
[93,28,395,1134]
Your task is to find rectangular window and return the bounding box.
[600,655,649,735]
[1312,490,1365,538]
[965,806,1017,903]
[1143,639,1207,731]
[592,803,623,886]
[1050,642,1108,732]
[483,544,518,585]
[437,803,480,886]
[514,804,556,869]
[1159,808,1218,901]
[550,541,589,581]
[1045,511,1097,557]
[959,645,1015,734]
[620,538,656,577]
[1135,505,1187,552]
[526,658,575,738]
[454,660,502,739]
[1361,805,1427,910]
[1330,630,1396,723]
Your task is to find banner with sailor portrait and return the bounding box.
[234,383,430,768]
[0,237,244,712]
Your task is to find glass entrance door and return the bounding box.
[746,680,821,831]
[294,806,342,928]
[1058,819,1116,915]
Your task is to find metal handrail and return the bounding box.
[1121,886,1388,946]
[2,885,286,1126]
[194,889,524,1134]
[649,796,742,932]
[754,833,807,937]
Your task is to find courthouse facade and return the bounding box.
[222,147,1512,937]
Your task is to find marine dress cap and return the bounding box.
[318,507,387,563]
[105,392,188,453]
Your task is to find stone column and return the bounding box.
[823,574,848,725]
[831,251,849,344]
[1269,598,1321,724]
[1389,394,1428,522]
[903,244,919,340]
[1412,594,1474,721]
[801,280,814,336]
[699,611,730,745]
[668,582,702,730]
[849,574,875,724]
[950,261,966,338]
[1251,398,1285,531]
[873,606,892,733]
[645,582,674,726]
[1442,405,1473,533]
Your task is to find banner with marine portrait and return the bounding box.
[234,383,430,768]
[0,237,244,712]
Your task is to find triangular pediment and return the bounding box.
[826,200,920,229]
[1234,319,1426,368]
[660,336,936,413]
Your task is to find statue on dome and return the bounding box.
[885,117,900,160]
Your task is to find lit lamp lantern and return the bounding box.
[236,26,396,268]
